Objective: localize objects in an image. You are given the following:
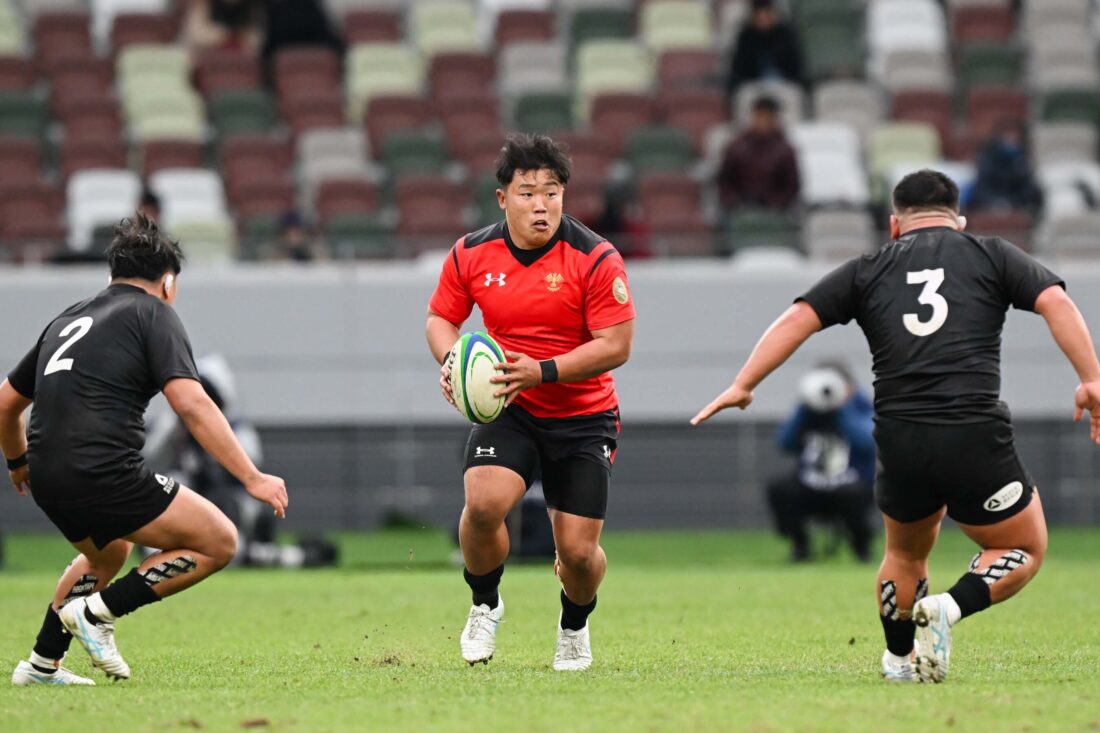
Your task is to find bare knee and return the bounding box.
[209,524,239,570]
[557,542,601,576]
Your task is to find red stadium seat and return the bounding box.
[282,91,346,136]
[966,86,1028,141]
[397,176,468,253]
[494,10,555,47]
[274,46,341,100]
[659,89,729,151]
[952,6,1014,44]
[964,210,1033,251]
[0,137,42,182]
[591,93,658,155]
[638,172,711,257]
[220,133,293,173]
[551,132,616,182]
[0,56,36,90]
[440,93,502,149]
[429,52,495,101]
[638,172,702,213]
[315,178,380,223]
[196,49,261,97]
[141,140,205,177]
[57,95,123,142]
[229,179,296,220]
[892,90,954,145]
[343,10,402,43]
[59,139,128,180]
[34,12,93,73]
[657,50,720,89]
[0,179,64,247]
[110,13,179,52]
[558,176,605,228]
[450,130,505,175]
[364,94,436,153]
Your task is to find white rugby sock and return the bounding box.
[29,651,59,672]
[937,592,963,627]
[884,650,910,667]
[86,593,118,623]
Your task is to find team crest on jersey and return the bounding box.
[612,277,629,305]
[545,273,563,292]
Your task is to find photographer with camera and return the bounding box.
[766,362,876,562]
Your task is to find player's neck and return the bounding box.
[111,278,161,299]
[897,214,959,236]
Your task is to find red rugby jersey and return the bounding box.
[429,215,636,419]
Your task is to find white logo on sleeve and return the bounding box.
[602,445,612,460]
[475,446,496,457]
[983,481,1024,512]
[484,273,506,287]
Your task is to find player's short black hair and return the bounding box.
[752,95,780,114]
[106,212,184,281]
[495,133,571,188]
[752,0,774,10]
[892,169,960,213]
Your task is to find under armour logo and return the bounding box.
[475,446,496,457]
[602,445,611,459]
[484,273,506,287]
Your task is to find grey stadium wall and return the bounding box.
[1,258,1098,530]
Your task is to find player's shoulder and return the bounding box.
[560,215,614,257]
[459,220,508,250]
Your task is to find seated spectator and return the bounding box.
[966,120,1043,215]
[766,362,876,563]
[184,0,264,58]
[717,96,800,210]
[278,210,326,262]
[138,189,161,222]
[727,0,805,95]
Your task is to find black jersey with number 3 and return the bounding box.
[798,227,1064,424]
[6,284,199,506]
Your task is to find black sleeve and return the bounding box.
[6,342,41,399]
[795,259,860,328]
[994,238,1065,311]
[145,303,200,389]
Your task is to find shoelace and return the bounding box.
[466,611,495,641]
[558,633,588,660]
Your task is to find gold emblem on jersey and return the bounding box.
[545,273,563,292]
[612,276,629,305]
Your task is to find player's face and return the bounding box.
[498,168,564,249]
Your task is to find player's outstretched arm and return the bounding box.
[691,302,822,426]
[163,377,289,516]
[1034,285,1100,444]
[0,379,32,496]
[427,311,462,406]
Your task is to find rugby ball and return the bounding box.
[448,331,507,424]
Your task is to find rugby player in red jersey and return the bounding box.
[426,134,635,671]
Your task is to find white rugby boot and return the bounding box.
[11,660,95,686]
[913,596,952,683]
[880,641,920,683]
[59,598,131,680]
[552,619,593,672]
[460,597,504,665]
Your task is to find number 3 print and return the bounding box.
[903,268,948,337]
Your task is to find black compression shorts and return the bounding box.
[462,405,620,520]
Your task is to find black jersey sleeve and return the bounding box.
[796,259,860,328]
[6,341,41,399]
[145,302,199,388]
[994,238,1065,311]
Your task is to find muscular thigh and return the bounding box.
[125,485,235,556]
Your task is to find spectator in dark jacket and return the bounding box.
[727,0,805,94]
[766,362,876,562]
[717,96,801,209]
[966,120,1042,214]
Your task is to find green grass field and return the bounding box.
[1,528,1098,732]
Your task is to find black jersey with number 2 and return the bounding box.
[798,227,1064,424]
[6,284,199,506]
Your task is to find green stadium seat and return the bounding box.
[209,90,276,137]
[0,92,46,137]
[957,44,1023,90]
[473,173,502,228]
[381,130,449,179]
[803,24,865,81]
[1040,89,1100,125]
[625,126,695,172]
[325,213,397,259]
[570,8,633,47]
[722,209,800,255]
[238,213,282,261]
[514,92,575,133]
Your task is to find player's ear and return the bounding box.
[889,215,900,240]
[956,214,967,231]
[162,273,175,301]
[495,188,506,210]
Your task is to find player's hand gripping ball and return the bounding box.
[448,331,507,424]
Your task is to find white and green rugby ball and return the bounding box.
[448,331,507,424]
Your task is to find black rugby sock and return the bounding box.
[946,572,992,620]
[880,615,915,657]
[32,604,71,666]
[464,565,504,609]
[560,590,597,631]
[97,568,161,620]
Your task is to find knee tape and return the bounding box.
[60,574,98,607]
[972,549,1029,586]
[140,555,197,585]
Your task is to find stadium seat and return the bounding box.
[229,179,295,221]
[141,141,205,177]
[1025,0,1090,31]
[274,46,341,100]
[1037,160,1100,221]
[297,128,370,200]
[575,40,653,119]
[473,172,503,227]
[957,44,1023,91]
[637,171,701,217]
[429,52,494,101]
[790,122,870,207]
[498,41,568,97]
[315,178,379,224]
[117,43,188,82]
[0,57,35,90]
[0,3,22,55]
[513,92,575,133]
[34,12,93,71]
[551,131,616,182]
[625,126,695,173]
[802,21,865,82]
[48,56,114,105]
[196,49,261,98]
[1033,122,1097,167]
[804,209,877,261]
[966,87,1028,141]
[0,92,48,137]
[209,90,276,138]
[283,91,346,136]
[556,175,604,227]
[396,176,468,243]
[868,122,942,191]
[570,7,634,48]
[965,210,1033,252]
[494,10,555,47]
[1040,90,1100,124]
[735,81,805,128]
[324,213,397,259]
[92,0,171,49]
[345,43,424,122]
[110,12,177,52]
[410,2,480,56]
[342,9,402,44]
[660,89,729,152]
[66,168,141,250]
[952,5,1014,43]
[149,168,230,231]
[1030,47,1100,92]
[170,218,237,264]
[59,138,127,179]
[722,209,801,255]
[891,90,953,145]
[882,49,953,92]
[590,93,658,154]
[450,130,506,176]
[813,80,884,138]
[128,99,206,143]
[656,50,720,90]
[381,130,450,179]
[57,95,122,142]
[1042,212,1100,259]
[439,93,502,151]
[0,136,40,181]
[640,1,713,52]
[221,134,292,193]
[364,94,437,153]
